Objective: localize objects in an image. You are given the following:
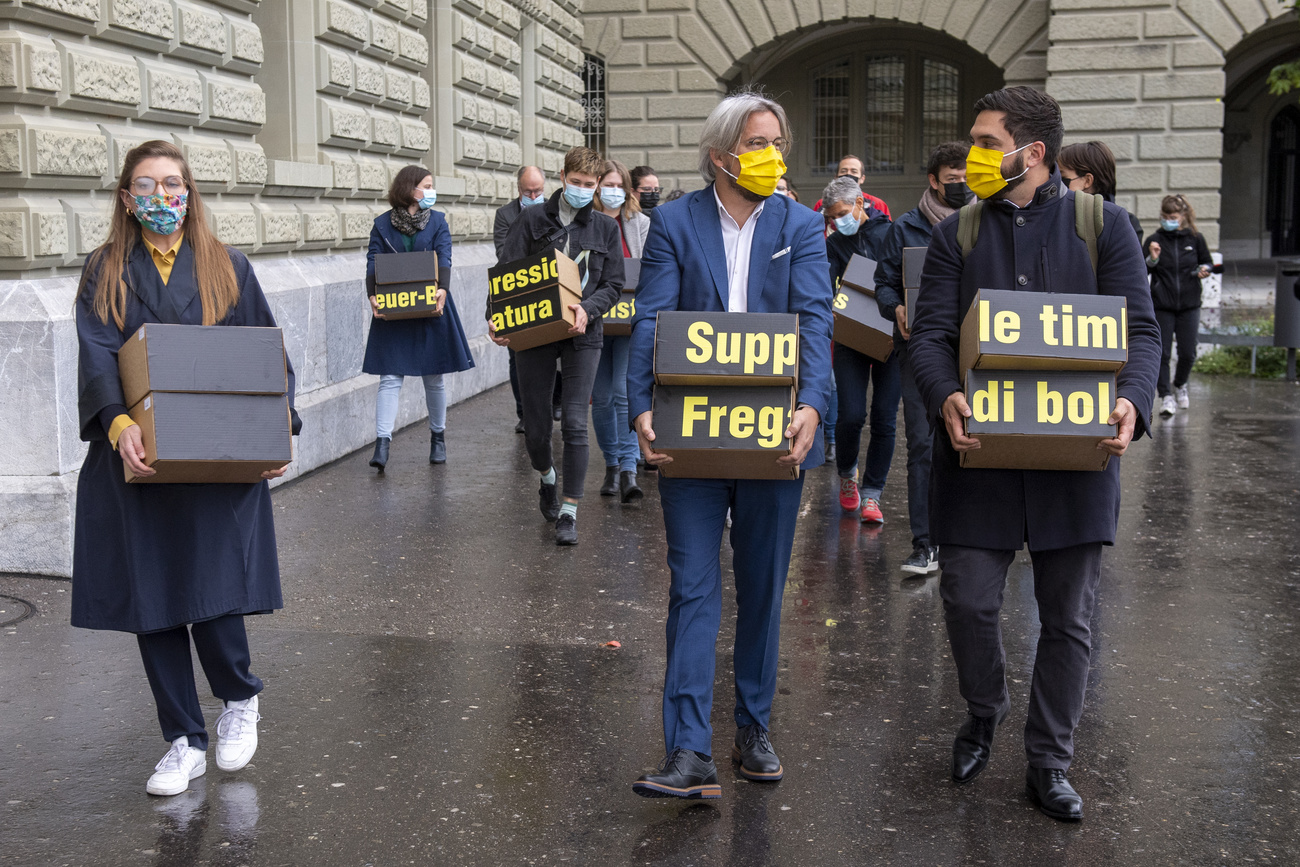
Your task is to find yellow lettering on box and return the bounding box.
[743,332,770,375]
[682,396,707,436]
[1037,381,1063,424]
[425,285,437,305]
[834,293,847,310]
[1004,381,1015,423]
[773,333,796,375]
[537,299,552,318]
[1068,390,1093,424]
[686,321,713,363]
[1040,305,1059,346]
[979,299,991,342]
[730,405,755,439]
[491,312,504,332]
[973,380,999,422]
[1076,314,1116,348]
[709,404,727,437]
[757,406,783,448]
[717,332,739,364]
[994,311,1020,344]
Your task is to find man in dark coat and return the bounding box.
[872,141,972,575]
[909,86,1161,822]
[494,165,557,431]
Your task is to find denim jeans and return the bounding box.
[823,377,839,444]
[375,373,445,439]
[592,335,639,473]
[832,345,901,501]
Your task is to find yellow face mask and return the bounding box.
[965,143,1032,200]
[722,145,787,198]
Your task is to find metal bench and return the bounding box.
[1197,332,1297,378]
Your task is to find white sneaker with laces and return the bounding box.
[1160,395,1177,417]
[215,693,261,771]
[1175,385,1189,409]
[147,737,207,796]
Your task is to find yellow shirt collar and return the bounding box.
[144,233,183,284]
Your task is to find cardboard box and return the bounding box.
[960,369,1116,471]
[119,324,287,410]
[373,250,442,320]
[840,254,876,297]
[902,246,927,313]
[832,282,893,361]
[959,289,1128,381]
[487,248,581,304]
[488,281,586,352]
[653,311,799,386]
[125,391,293,484]
[651,384,798,480]
[601,295,637,337]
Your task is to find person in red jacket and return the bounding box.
[812,155,891,216]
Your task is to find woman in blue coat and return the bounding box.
[363,165,474,470]
[73,140,297,796]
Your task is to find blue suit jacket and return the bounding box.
[627,185,834,471]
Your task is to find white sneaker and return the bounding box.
[1175,385,1189,409]
[147,737,207,796]
[215,693,261,771]
[1160,395,1177,417]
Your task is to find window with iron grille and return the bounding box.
[864,56,906,175]
[922,58,961,160]
[580,54,606,155]
[811,61,850,174]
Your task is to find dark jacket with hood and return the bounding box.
[1142,225,1212,312]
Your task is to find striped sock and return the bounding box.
[541,467,556,485]
[559,502,577,521]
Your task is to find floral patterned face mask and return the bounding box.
[131,191,187,236]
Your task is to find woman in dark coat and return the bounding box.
[1058,140,1144,240]
[1143,193,1213,418]
[73,140,296,796]
[362,165,474,470]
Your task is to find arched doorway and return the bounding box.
[1266,106,1300,256]
[731,23,1004,215]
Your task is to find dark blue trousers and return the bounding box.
[658,475,805,756]
[137,613,262,750]
[833,344,901,500]
[896,340,935,546]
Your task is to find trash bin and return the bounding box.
[1276,259,1300,380]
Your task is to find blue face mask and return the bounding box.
[1160,218,1180,232]
[833,211,860,237]
[521,194,546,207]
[417,190,437,210]
[599,188,626,210]
[563,183,595,209]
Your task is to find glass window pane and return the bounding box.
[864,56,905,175]
[811,61,850,174]
[581,55,606,156]
[922,58,960,159]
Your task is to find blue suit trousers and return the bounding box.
[658,474,805,755]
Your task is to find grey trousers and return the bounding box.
[938,542,1104,769]
[515,337,600,500]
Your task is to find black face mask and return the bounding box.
[943,182,970,209]
[639,191,660,210]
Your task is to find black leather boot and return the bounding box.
[600,466,618,496]
[632,748,721,799]
[619,471,643,503]
[369,437,390,472]
[430,430,446,464]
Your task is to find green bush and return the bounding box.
[1192,315,1289,378]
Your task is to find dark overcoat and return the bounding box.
[362,211,475,377]
[1142,225,1212,312]
[909,173,1163,551]
[72,239,294,633]
[825,212,892,290]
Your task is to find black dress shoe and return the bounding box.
[1026,766,1083,821]
[369,437,390,472]
[538,481,560,522]
[632,748,721,799]
[600,466,618,497]
[514,418,525,434]
[732,724,783,782]
[619,471,643,503]
[555,513,578,545]
[952,708,1006,784]
[429,430,446,464]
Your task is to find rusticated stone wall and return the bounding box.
[0,0,587,577]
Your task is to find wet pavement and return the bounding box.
[3,374,1299,865]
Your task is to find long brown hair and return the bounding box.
[1161,193,1198,234]
[602,159,642,220]
[80,140,238,329]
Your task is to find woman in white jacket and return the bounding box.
[591,159,650,503]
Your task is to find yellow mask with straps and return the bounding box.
[722,146,787,198]
[965,143,1032,200]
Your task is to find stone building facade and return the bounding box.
[584,0,1299,256]
[0,0,587,576]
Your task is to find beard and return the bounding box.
[721,168,767,203]
[992,152,1029,200]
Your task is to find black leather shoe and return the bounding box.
[600,467,618,497]
[430,431,446,464]
[514,418,525,434]
[732,724,783,782]
[555,513,578,546]
[1026,766,1083,821]
[538,481,560,522]
[369,437,390,472]
[952,708,1006,784]
[619,471,643,503]
[632,748,721,799]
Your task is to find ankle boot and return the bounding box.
[369,437,391,471]
[600,466,618,496]
[619,471,643,503]
[430,430,446,464]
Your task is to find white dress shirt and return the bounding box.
[713,186,765,313]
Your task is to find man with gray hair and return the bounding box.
[627,90,833,799]
[821,174,898,526]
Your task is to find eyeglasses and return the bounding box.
[741,137,789,153]
[638,186,661,194]
[129,176,186,197]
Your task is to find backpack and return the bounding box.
[955,191,1106,274]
